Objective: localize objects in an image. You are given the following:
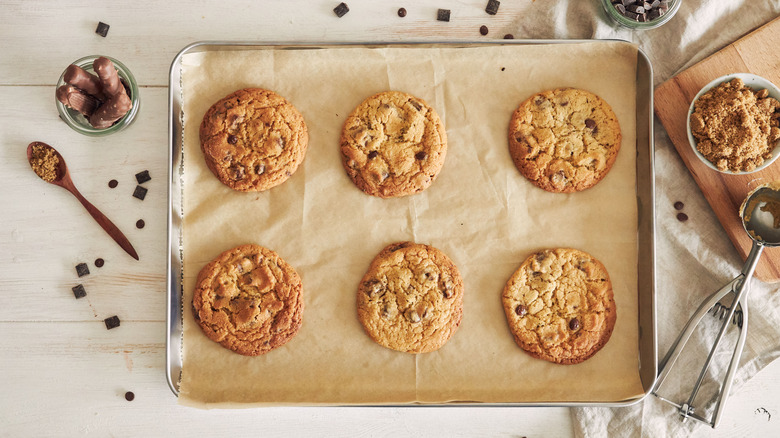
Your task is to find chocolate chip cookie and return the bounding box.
[357,242,463,353]
[508,88,621,193]
[502,248,616,365]
[199,88,308,192]
[341,91,447,198]
[192,244,304,356]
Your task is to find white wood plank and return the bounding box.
[0,85,168,322]
[0,0,535,86]
[0,321,572,437]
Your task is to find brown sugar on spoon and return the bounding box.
[29,143,60,182]
[690,78,780,172]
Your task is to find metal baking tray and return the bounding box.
[166,41,657,405]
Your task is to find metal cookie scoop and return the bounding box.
[652,181,780,428]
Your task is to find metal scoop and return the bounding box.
[651,181,780,428]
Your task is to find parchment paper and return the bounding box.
[178,42,643,407]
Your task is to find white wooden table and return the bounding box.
[2,1,780,436]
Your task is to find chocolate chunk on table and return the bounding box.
[333,2,349,17]
[95,21,110,37]
[134,170,151,184]
[132,185,147,200]
[485,0,500,15]
[397,8,407,17]
[72,284,87,299]
[76,263,90,277]
[480,25,489,35]
[437,8,450,22]
[104,315,121,330]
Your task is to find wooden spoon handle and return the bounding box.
[70,187,139,260]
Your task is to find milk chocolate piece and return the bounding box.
[63,64,105,99]
[93,57,124,97]
[56,85,101,117]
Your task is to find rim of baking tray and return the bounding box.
[165,40,657,407]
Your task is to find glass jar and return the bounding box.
[55,55,140,136]
[600,0,681,30]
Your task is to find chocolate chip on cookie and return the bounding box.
[357,242,464,353]
[340,91,447,198]
[200,88,308,192]
[502,248,616,364]
[508,88,622,193]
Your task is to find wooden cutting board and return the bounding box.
[655,15,780,282]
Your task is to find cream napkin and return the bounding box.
[510,0,780,436]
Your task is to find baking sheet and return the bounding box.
[167,41,655,407]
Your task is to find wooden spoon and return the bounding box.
[27,141,139,260]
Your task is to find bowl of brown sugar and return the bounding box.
[687,73,780,174]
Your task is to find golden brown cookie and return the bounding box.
[199,88,308,192]
[192,244,304,356]
[357,242,463,353]
[502,248,616,365]
[341,91,447,198]
[508,88,621,193]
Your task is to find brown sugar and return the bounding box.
[30,144,60,182]
[690,78,780,172]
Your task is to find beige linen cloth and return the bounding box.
[526,1,780,436]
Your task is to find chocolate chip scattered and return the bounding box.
[501,67,506,71]
[485,0,500,15]
[104,315,120,330]
[135,170,151,184]
[415,151,427,160]
[368,150,378,159]
[124,391,135,401]
[479,25,489,35]
[76,263,90,277]
[503,34,514,39]
[72,284,87,299]
[677,212,689,222]
[569,318,581,330]
[674,201,684,210]
[333,2,349,17]
[95,22,110,38]
[437,8,450,22]
[584,118,596,130]
[132,185,147,200]
[227,134,238,144]
[108,179,118,189]
[95,258,105,268]
[515,304,527,317]
[136,219,145,229]
[398,7,407,17]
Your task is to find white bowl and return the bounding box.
[687,73,780,174]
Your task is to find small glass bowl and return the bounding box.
[687,73,780,175]
[600,0,681,30]
[55,55,140,136]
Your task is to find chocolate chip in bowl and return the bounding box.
[55,55,139,136]
[601,0,680,30]
[686,73,780,175]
